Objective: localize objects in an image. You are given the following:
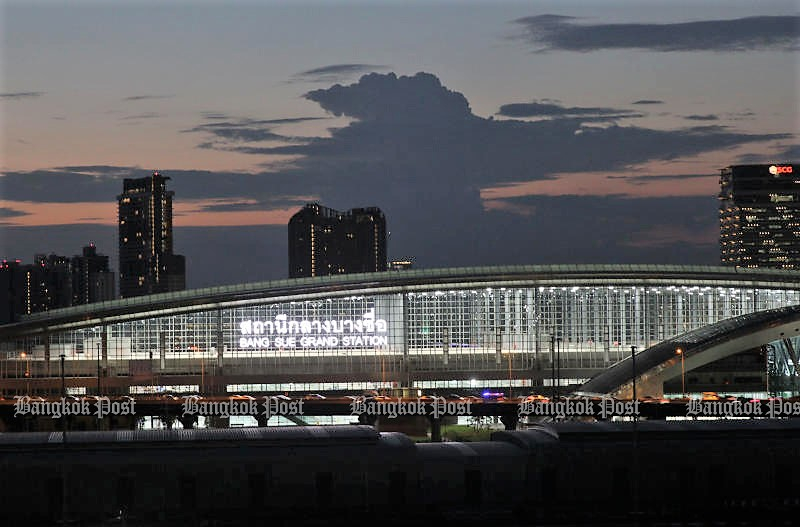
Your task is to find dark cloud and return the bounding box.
[304,72,472,123]
[291,64,390,83]
[0,166,308,211]
[0,207,26,218]
[513,15,799,53]
[724,110,756,121]
[607,173,715,185]
[684,114,719,121]
[736,152,773,163]
[194,196,311,213]
[0,167,136,203]
[253,73,787,193]
[183,117,324,147]
[119,112,164,120]
[122,95,173,101]
[497,100,642,120]
[774,144,800,159]
[0,92,43,99]
[631,100,664,105]
[736,144,800,164]
[486,194,718,251]
[201,112,231,120]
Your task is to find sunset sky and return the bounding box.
[1,0,798,288]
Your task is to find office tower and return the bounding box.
[720,163,799,269]
[288,203,387,278]
[118,171,186,297]
[71,243,115,305]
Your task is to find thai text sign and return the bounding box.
[238,308,388,349]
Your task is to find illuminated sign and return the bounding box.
[238,309,388,349]
[769,165,793,175]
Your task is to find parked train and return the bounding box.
[0,420,798,525]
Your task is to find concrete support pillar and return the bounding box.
[501,413,518,431]
[44,334,51,377]
[160,415,176,430]
[178,414,198,429]
[428,416,442,442]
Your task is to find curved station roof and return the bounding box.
[3,264,800,339]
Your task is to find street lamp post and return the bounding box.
[676,348,686,396]
[631,344,639,517]
[550,335,556,400]
[60,353,66,442]
[556,337,562,397]
[96,342,101,396]
[21,352,30,394]
[507,348,513,399]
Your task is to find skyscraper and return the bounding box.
[720,163,799,269]
[288,203,387,278]
[118,171,185,297]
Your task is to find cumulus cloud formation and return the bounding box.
[305,72,472,123]
[0,92,43,99]
[513,15,800,53]
[497,100,642,120]
[291,64,389,83]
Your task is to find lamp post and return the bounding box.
[631,344,639,517]
[630,345,637,404]
[556,337,562,398]
[550,335,556,400]
[507,347,513,399]
[192,347,204,394]
[60,353,66,442]
[96,342,101,396]
[21,352,30,394]
[676,348,685,396]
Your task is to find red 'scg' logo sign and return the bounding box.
[769,165,793,175]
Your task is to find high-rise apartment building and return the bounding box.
[118,171,185,297]
[288,203,387,278]
[71,243,115,305]
[719,163,799,269]
[0,244,116,324]
[0,254,71,324]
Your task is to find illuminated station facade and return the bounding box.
[1,265,799,397]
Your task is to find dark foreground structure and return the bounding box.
[1,420,799,525]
